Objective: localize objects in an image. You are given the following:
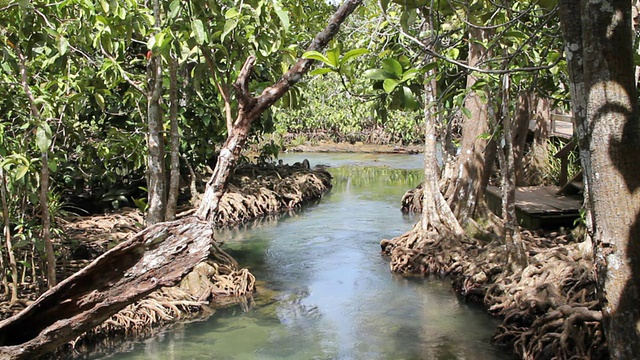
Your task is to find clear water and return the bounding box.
[95,153,511,360]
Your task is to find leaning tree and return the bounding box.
[0,1,362,359]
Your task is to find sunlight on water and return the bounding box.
[93,153,511,360]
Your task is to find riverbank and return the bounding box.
[284,140,422,154]
[382,185,607,359]
[0,162,332,358]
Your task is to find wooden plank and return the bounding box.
[486,186,582,215]
[550,113,574,139]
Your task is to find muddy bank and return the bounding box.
[285,140,422,154]
[2,163,332,358]
[382,186,606,359]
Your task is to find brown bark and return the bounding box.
[513,92,532,186]
[195,0,363,222]
[165,56,180,221]
[444,27,494,226]
[561,0,640,357]
[145,0,166,225]
[0,217,212,359]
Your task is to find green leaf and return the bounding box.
[380,0,390,12]
[58,37,69,55]
[381,58,402,78]
[326,47,340,68]
[401,86,419,110]
[401,68,419,82]
[383,78,400,94]
[461,106,472,119]
[363,68,392,80]
[221,19,238,42]
[191,19,206,45]
[302,51,332,67]
[14,240,31,250]
[225,8,241,19]
[272,0,290,32]
[309,67,335,76]
[341,48,369,66]
[400,9,417,33]
[48,159,57,173]
[168,0,181,19]
[99,0,109,13]
[15,165,28,181]
[36,124,51,153]
[537,0,558,10]
[94,92,105,109]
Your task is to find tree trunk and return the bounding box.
[195,0,363,222]
[418,10,464,236]
[498,74,527,268]
[165,56,180,221]
[0,167,18,302]
[0,2,362,358]
[0,217,212,360]
[145,0,166,225]
[513,91,532,186]
[444,27,494,226]
[14,44,56,288]
[561,0,640,357]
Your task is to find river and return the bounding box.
[95,153,511,360]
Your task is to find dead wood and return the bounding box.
[0,217,212,359]
[0,1,359,357]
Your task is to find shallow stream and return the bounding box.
[98,153,510,360]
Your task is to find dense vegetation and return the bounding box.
[0,0,639,358]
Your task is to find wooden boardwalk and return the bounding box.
[529,113,574,140]
[485,185,583,229]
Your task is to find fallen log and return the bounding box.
[0,1,362,358]
[0,217,212,359]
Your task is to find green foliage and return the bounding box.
[273,75,423,145]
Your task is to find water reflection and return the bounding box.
[95,154,510,360]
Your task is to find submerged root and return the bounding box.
[382,225,608,359]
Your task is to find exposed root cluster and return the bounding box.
[65,244,256,356]
[400,183,424,213]
[43,162,329,355]
[213,162,332,226]
[381,224,464,275]
[383,188,608,359]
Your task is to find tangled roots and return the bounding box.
[381,224,464,276]
[214,163,332,226]
[382,226,608,359]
